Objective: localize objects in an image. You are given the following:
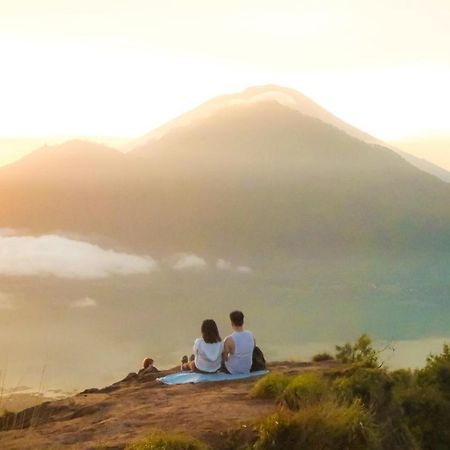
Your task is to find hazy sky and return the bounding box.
[1,1,449,161]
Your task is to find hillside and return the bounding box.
[130,84,450,183]
[1,341,449,450]
[0,361,336,450]
[1,100,449,258]
[394,148,450,183]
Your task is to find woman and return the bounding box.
[181,319,224,373]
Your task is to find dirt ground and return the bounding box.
[0,361,340,450]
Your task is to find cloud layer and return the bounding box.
[0,231,253,279]
[0,234,158,279]
[216,259,253,274]
[172,253,207,270]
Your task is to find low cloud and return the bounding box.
[70,297,98,308]
[0,228,18,237]
[5,386,32,393]
[0,234,158,279]
[215,259,253,274]
[216,259,232,270]
[172,253,207,270]
[237,265,253,274]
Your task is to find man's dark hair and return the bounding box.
[230,310,244,327]
[201,319,221,343]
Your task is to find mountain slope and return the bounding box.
[0,361,327,450]
[130,84,380,147]
[0,90,449,393]
[1,101,449,259]
[1,139,126,179]
[394,148,450,183]
[130,84,449,183]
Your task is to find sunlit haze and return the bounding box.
[1,0,449,168]
[1,3,450,427]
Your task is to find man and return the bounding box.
[223,310,255,374]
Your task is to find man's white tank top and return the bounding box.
[225,330,254,374]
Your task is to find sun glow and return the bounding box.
[0,1,449,168]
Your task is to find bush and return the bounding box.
[333,366,418,449]
[251,372,290,399]
[312,352,334,362]
[396,382,448,450]
[390,369,415,389]
[335,334,379,368]
[393,344,450,450]
[333,367,394,415]
[420,343,450,396]
[282,372,328,410]
[125,432,208,450]
[253,400,381,450]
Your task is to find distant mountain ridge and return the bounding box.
[1,91,449,259]
[394,148,450,183]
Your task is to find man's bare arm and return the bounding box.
[223,336,235,361]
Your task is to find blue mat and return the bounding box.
[158,370,269,385]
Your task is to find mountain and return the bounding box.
[131,84,450,183]
[2,139,126,178]
[1,86,449,392]
[1,97,449,258]
[131,84,380,147]
[394,148,450,183]
[390,134,450,181]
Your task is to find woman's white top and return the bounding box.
[193,338,224,372]
[225,330,255,374]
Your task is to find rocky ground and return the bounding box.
[0,360,341,450]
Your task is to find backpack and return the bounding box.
[251,346,266,371]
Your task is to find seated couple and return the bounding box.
[181,310,259,375]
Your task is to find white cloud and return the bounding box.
[0,234,158,279]
[70,297,98,308]
[216,258,232,270]
[0,292,15,309]
[216,259,253,274]
[172,253,207,270]
[237,265,253,274]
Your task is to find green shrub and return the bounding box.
[333,367,394,415]
[395,382,448,450]
[333,366,418,449]
[393,344,450,450]
[251,372,290,399]
[125,432,208,450]
[335,334,379,368]
[420,343,450,396]
[282,372,328,410]
[253,400,381,450]
[312,352,334,362]
[390,369,415,389]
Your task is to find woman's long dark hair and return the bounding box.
[201,319,221,343]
